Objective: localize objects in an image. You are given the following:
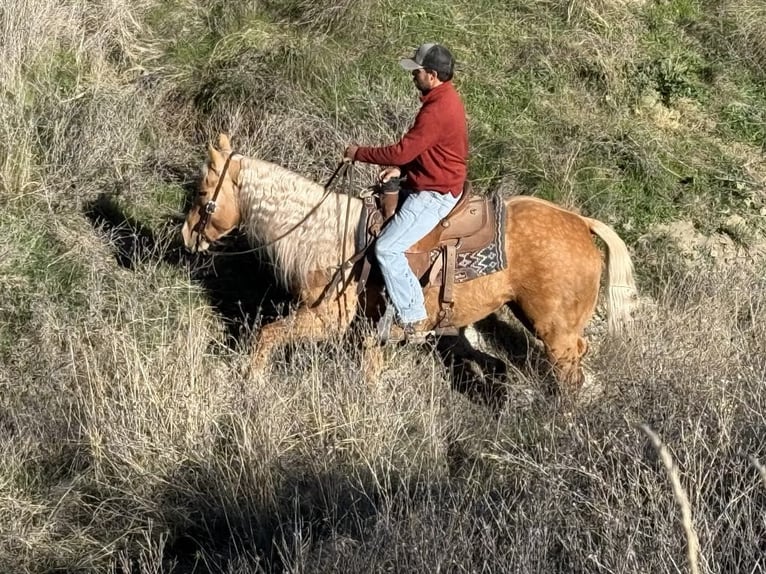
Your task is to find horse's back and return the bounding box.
[506,196,600,258]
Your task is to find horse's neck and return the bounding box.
[238,158,363,289]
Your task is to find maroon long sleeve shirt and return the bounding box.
[354,81,468,197]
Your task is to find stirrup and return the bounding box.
[403,323,432,344]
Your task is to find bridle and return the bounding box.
[191,151,235,252]
[191,150,353,255]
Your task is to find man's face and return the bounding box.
[412,68,437,93]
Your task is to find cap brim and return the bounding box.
[399,58,423,71]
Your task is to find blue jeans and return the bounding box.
[375,190,460,324]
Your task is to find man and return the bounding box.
[344,43,468,340]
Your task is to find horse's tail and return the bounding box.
[584,217,637,335]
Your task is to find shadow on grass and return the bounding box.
[435,312,553,410]
[84,192,292,346]
[152,457,383,574]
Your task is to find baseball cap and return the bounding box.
[399,43,455,77]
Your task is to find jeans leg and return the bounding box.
[375,191,459,324]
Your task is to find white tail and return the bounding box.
[585,217,637,335]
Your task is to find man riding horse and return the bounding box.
[344,43,468,342]
[182,42,637,391]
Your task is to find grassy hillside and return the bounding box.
[1,0,765,572]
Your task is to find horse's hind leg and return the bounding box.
[508,298,593,394]
[543,331,588,391]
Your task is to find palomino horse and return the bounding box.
[182,134,637,390]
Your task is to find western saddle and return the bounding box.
[355,178,498,332]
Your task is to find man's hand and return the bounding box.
[378,166,401,182]
[343,145,359,162]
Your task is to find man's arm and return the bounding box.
[350,106,441,166]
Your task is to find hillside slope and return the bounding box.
[1,1,765,572]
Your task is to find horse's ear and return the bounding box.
[217,133,232,154]
[207,141,223,167]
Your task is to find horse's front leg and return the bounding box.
[249,293,357,377]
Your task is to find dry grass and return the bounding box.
[3,207,765,573]
[3,251,766,573]
[641,424,700,574]
[2,0,766,572]
[723,0,766,77]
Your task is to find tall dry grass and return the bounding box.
[3,217,765,573]
[2,0,766,572]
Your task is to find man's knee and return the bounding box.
[375,239,400,263]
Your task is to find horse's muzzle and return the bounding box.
[181,222,209,253]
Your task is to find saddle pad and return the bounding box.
[451,194,507,282]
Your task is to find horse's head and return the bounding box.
[182,133,243,252]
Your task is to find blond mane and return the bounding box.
[236,157,363,291]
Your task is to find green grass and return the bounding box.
[0,217,87,305]
[112,181,189,228]
[719,90,766,148]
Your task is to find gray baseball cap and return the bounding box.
[399,43,455,76]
